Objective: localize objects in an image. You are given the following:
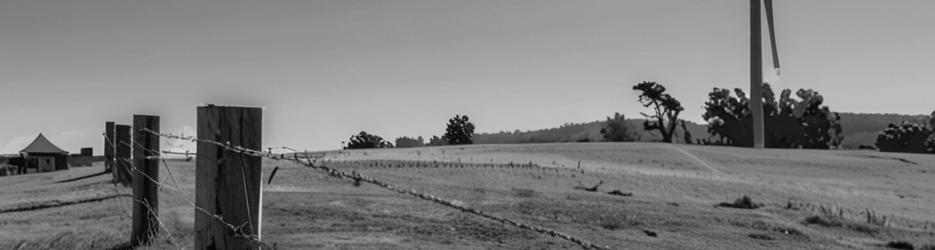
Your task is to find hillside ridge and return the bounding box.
[474,112,931,149]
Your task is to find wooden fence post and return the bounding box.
[105,121,115,173]
[115,124,132,186]
[195,105,263,250]
[132,115,160,246]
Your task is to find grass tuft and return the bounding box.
[717,195,760,209]
[886,241,914,250]
[804,215,843,227]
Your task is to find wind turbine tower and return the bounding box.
[750,0,780,148]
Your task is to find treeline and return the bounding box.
[344,115,474,149]
[341,80,934,154]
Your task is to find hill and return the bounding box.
[474,118,709,144]
[474,112,932,149]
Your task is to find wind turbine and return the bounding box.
[750,0,780,148]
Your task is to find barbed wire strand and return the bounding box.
[113,135,275,249]
[142,129,610,250]
[132,196,183,250]
[116,156,275,249]
[237,152,257,235]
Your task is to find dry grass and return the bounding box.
[4,143,935,249]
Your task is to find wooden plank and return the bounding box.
[105,121,114,173]
[195,105,263,250]
[132,115,160,246]
[115,124,132,186]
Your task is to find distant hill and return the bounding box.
[474,118,710,145]
[474,112,932,149]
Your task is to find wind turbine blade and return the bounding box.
[765,0,780,75]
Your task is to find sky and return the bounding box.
[1,0,934,154]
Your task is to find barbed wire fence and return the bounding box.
[102,107,609,249]
[134,127,610,250]
[105,131,275,249]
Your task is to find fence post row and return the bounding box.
[195,105,263,250]
[132,115,160,246]
[115,124,133,186]
[105,121,115,173]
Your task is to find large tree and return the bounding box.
[444,115,475,145]
[633,81,684,143]
[702,83,843,149]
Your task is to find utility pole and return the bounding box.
[750,0,765,148]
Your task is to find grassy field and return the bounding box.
[1,143,934,249]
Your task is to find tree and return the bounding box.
[444,114,475,145]
[876,111,935,154]
[600,112,635,142]
[395,136,424,148]
[702,83,843,149]
[633,81,684,143]
[876,122,931,153]
[344,131,393,149]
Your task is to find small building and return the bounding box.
[20,134,69,172]
[80,147,93,156]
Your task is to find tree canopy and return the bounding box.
[702,83,843,149]
[345,131,393,149]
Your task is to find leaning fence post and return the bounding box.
[115,124,132,186]
[195,105,263,250]
[132,115,160,246]
[105,121,115,173]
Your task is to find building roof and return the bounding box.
[19,133,69,155]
